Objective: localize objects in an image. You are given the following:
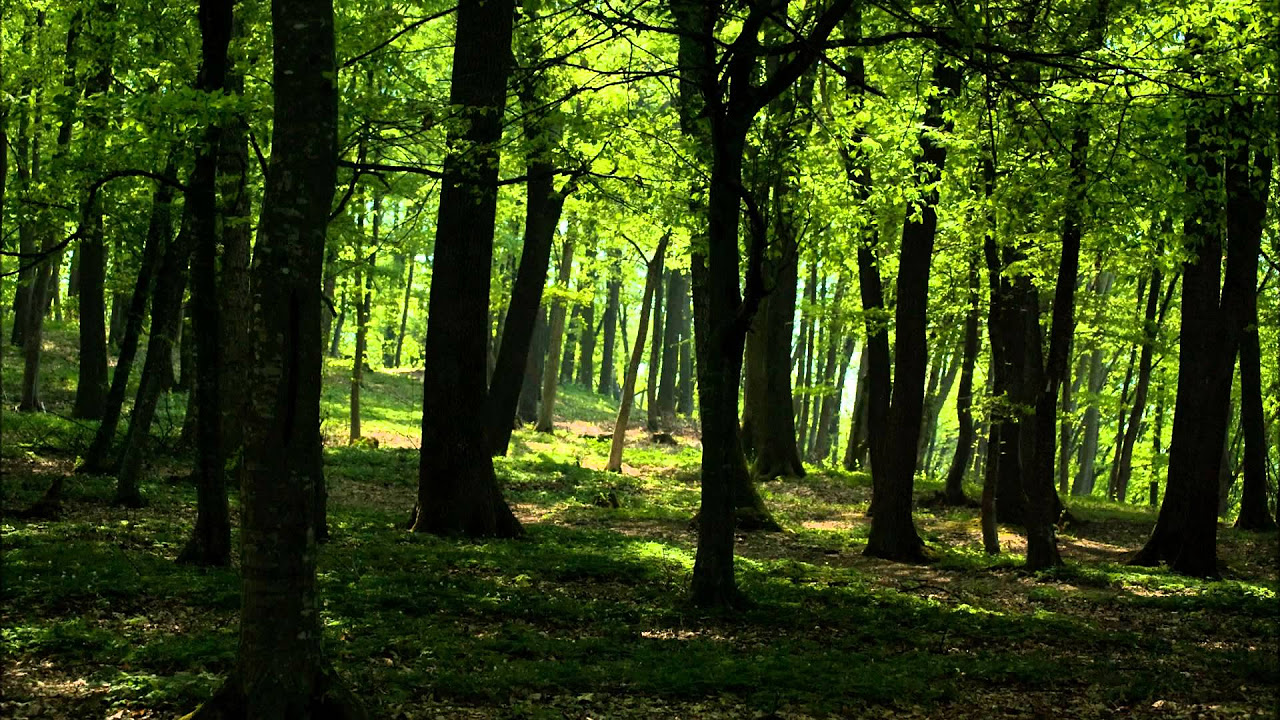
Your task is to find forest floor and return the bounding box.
[2,326,1278,719]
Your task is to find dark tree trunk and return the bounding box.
[843,349,870,471]
[575,237,598,389]
[178,12,233,565]
[349,230,372,442]
[1113,266,1168,503]
[486,68,567,454]
[598,258,621,397]
[821,335,856,466]
[536,233,575,433]
[744,244,804,479]
[517,308,548,425]
[810,281,848,465]
[177,301,195,392]
[113,202,196,506]
[215,95,253,457]
[328,290,346,358]
[321,248,338,354]
[1131,101,1267,577]
[393,254,413,368]
[861,61,958,562]
[186,0,361,710]
[645,268,665,431]
[677,275,694,413]
[410,0,522,539]
[79,163,175,475]
[943,254,981,505]
[656,270,683,425]
[1073,271,1112,495]
[559,304,578,385]
[1022,126,1088,571]
[1235,269,1276,530]
[71,17,115,420]
[795,263,817,456]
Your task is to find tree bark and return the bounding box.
[943,253,981,505]
[1113,267,1168,502]
[486,63,567,453]
[677,275,694,413]
[656,269,683,425]
[598,255,621,397]
[1235,268,1276,530]
[536,232,575,433]
[608,235,668,472]
[79,166,175,475]
[393,254,413,368]
[517,308,547,425]
[184,0,361,710]
[861,61,958,563]
[1131,100,1267,577]
[1073,271,1113,495]
[71,8,116,420]
[645,269,665,431]
[410,0,522,539]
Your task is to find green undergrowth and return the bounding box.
[2,327,1277,718]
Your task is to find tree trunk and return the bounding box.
[328,290,345,358]
[1131,100,1267,577]
[575,237,598,389]
[393,254,413,368]
[598,257,620,397]
[535,232,575,433]
[1072,270,1113,495]
[177,5,233,564]
[486,68,567,454]
[113,201,196,506]
[843,349,870,471]
[1235,269,1276,530]
[608,236,668,472]
[1113,267,1168,502]
[656,270,683,425]
[644,269,665,431]
[559,304,578,385]
[943,254,981,505]
[517,308,547,426]
[215,93,253,458]
[79,163,175,475]
[184,0,361,710]
[410,0,522,539]
[810,282,849,465]
[677,275,694,413]
[861,61,958,563]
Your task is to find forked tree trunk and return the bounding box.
[645,268,665,431]
[656,270,683,425]
[410,0,522,539]
[608,236,668,472]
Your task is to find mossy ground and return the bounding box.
[2,325,1277,718]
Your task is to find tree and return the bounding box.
[410,0,522,538]
[1132,95,1272,576]
[536,230,576,434]
[608,234,668,473]
[181,0,363,713]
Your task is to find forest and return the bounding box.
[0,0,1277,717]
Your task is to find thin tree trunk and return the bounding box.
[677,276,694,413]
[535,233,575,433]
[645,268,665,431]
[608,235,668,472]
[78,163,175,475]
[656,269,684,425]
[393,254,413,368]
[943,253,981,505]
[1235,269,1276,530]
[598,257,620,397]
